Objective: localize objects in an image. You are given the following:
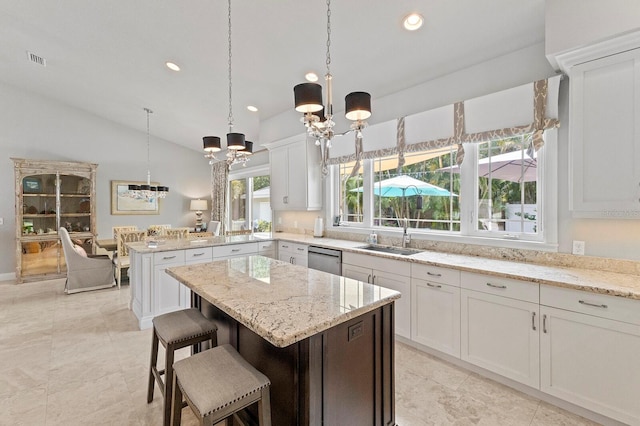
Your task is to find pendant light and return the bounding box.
[128,108,168,199]
[203,0,252,166]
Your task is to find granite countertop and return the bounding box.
[126,234,267,253]
[166,256,401,348]
[274,233,640,300]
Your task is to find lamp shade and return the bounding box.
[227,132,246,150]
[294,83,323,113]
[345,91,372,121]
[312,107,327,123]
[190,199,208,211]
[244,141,254,154]
[203,136,221,152]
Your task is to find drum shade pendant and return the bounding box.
[292,0,371,176]
[128,108,169,199]
[202,0,251,166]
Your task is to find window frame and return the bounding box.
[228,164,271,233]
[329,129,558,251]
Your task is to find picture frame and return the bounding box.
[110,180,160,215]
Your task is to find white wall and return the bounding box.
[0,82,211,278]
[545,0,640,59]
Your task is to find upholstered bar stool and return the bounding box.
[171,344,271,426]
[148,308,218,426]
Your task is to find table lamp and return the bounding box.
[190,199,208,230]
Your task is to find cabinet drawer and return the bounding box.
[412,263,460,286]
[154,250,185,265]
[258,240,276,252]
[343,252,410,277]
[461,272,538,303]
[541,285,640,325]
[278,241,308,255]
[212,242,257,258]
[185,247,213,262]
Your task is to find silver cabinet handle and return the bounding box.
[297,247,305,251]
[532,311,536,331]
[486,282,507,289]
[282,244,289,248]
[543,314,547,334]
[192,252,205,257]
[231,248,240,252]
[291,256,296,264]
[579,300,608,309]
[372,275,376,284]
[426,282,442,289]
[426,271,442,277]
[163,255,176,260]
[367,274,372,283]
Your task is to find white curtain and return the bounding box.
[210,161,229,235]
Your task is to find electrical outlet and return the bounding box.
[572,240,585,255]
[0,217,3,225]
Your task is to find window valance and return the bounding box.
[327,75,561,168]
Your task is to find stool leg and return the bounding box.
[163,343,176,426]
[147,330,159,403]
[170,373,183,426]
[258,386,272,426]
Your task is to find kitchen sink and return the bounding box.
[356,244,423,256]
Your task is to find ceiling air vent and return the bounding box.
[26,51,46,67]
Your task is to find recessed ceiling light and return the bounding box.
[305,72,319,82]
[247,105,258,112]
[165,61,181,71]
[403,13,424,31]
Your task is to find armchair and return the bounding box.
[59,227,115,294]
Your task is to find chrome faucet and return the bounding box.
[402,218,411,248]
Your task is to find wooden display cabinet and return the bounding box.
[12,158,97,283]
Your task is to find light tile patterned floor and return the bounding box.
[0,278,603,425]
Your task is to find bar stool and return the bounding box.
[147,308,218,426]
[171,344,271,426]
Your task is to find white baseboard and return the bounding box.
[0,272,16,282]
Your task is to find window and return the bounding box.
[228,168,271,235]
[332,131,555,247]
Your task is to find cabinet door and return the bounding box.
[412,279,460,357]
[341,263,372,283]
[570,48,640,216]
[374,269,411,340]
[540,306,640,425]
[269,147,289,210]
[461,289,539,388]
[154,262,189,315]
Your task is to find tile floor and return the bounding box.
[0,278,602,426]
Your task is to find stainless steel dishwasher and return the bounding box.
[307,246,342,275]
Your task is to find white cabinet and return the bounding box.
[411,264,461,357]
[540,285,640,425]
[342,252,411,339]
[258,240,276,258]
[267,138,321,211]
[153,250,188,316]
[460,272,539,388]
[278,241,308,267]
[568,47,640,217]
[211,242,258,260]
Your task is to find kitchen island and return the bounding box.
[166,255,400,426]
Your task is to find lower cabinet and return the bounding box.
[540,286,640,425]
[153,250,188,316]
[342,252,411,339]
[258,240,276,258]
[411,263,461,357]
[460,272,540,388]
[277,241,308,267]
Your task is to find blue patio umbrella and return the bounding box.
[350,175,454,197]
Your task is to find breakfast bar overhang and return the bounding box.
[166,255,400,426]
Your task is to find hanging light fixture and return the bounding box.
[203,0,252,167]
[293,0,371,175]
[128,108,169,199]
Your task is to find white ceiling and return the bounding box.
[0,0,545,152]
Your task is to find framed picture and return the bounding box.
[110,180,160,215]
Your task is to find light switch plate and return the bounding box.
[0,217,3,225]
[572,240,585,255]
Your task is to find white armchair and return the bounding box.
[59,227,115,294]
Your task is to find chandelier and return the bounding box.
[293,0,371,174]
[203,0,252,167]
[128,108,169,199]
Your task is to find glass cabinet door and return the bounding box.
[21,174,58,236]
[59,174,92,233]
[20,239,63,278]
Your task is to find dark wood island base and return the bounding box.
[196,296,396,426]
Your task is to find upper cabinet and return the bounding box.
[264,136,322,211]
[553,31,640,218]
[13,158,97,282]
